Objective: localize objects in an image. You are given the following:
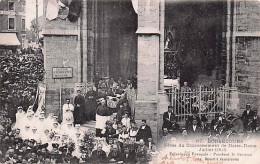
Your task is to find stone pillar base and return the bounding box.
[135,100,159,143]
[158,91,169,138]
[158,91,169,114]
[226,88,240,114]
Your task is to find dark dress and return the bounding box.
[74,94,85,124]
[85,90,98,121]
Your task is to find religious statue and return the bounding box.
[164,26,174,50]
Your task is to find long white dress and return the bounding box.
[13,110,25,130]
[62,103,74,124]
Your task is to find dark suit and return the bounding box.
[108,151,123,162]
[91,150,107,163]
[187,125,202,136]
[136,145,149,164]
[136,125,152,144]
[74,94,85,124]
[122,153,136,164]
[242,109,255,126]
[200,124,210,135]
[162,112,176,130]
[85,90,98,121]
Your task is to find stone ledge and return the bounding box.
[136,27,160,35]
[234,31,260,37]
[42,29,79,36]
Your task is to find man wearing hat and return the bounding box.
[74,90,85,124]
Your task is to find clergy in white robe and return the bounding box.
[96,99,112,130]
[62,99,74,124]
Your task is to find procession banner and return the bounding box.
[35,85,46,115]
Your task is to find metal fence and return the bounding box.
[166,86,229,122]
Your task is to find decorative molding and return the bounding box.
[234,31,260,37]
[42,29,78,36]
[136,27,160,35]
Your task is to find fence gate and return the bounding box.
[167,86,228,123]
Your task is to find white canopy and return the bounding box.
[0,33,21,46]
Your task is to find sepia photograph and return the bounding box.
[0,0,260,163]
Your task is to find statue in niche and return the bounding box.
[164,26,175,50]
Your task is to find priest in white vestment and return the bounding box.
[62,99,74,124]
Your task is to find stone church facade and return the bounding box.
[42,0,260,142]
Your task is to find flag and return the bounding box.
[46,0,60,21]
[131,0,138,14]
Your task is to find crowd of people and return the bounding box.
[162,104,259,140]
[62,76,157,163]
[0,50,44,122]
[1,48,260,163]
[71,75,137,124]
[0,50,157,163]
[0,82,158,164]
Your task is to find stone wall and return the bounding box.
[43,35,78,116]
[235,1,260,115]
[43,1,79,117]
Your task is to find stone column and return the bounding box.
[135,0,160,143]
[82,0,88,83]
[158,0,168,137]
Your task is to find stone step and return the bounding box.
[81,121,96,132]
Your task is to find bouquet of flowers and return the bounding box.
[79,131,95,160]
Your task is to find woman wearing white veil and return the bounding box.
[13,106,25,130]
